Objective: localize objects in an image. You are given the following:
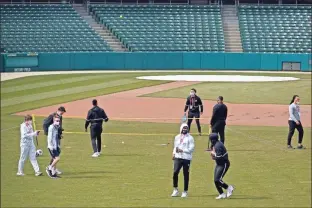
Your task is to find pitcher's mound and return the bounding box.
[136,75,299,82]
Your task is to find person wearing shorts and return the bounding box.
[46,116,61,178]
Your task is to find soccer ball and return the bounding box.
[36,149,43,157]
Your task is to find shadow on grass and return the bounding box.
[103,153,145,157]
[228,149,266,152]
[227,195,271,200]
[65,170,118,175]
[189,194,270,200]
[65,175,109,179]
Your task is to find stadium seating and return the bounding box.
[0,4,112,53]
[89,5,225,52]
[238,5,312,53]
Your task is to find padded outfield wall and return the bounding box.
[1,52,311,72]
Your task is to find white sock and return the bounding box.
[48,165,53,170]
[51,168,56,175]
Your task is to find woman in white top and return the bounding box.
[17,115,42,176]
[287,95,305,149]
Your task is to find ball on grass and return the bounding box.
[120,15,123,18]
[36,149,43,157]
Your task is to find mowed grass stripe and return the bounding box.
[1,74,135,99]
[145,79,312,105]
[1,78,139,107]
[1,74,104,94]
[1,73,95,88]
[2,80,169,115]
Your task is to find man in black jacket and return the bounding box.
[43,106,66,138]
[184,88,204,136]
[210,96,228,144]
[209,133,234,199]
[85,99,109,158]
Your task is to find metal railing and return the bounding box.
[0,0,70,4]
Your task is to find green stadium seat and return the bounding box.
[89,4,224,52]
[0,4,112,53]
[238,5,311,53]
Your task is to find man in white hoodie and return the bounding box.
[17,115,42,176]
[171,123,195,198]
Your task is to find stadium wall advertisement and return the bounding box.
[1,52,311,72]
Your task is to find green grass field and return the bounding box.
[1,72,311,207]
[143,73,312,104]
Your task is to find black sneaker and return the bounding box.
[46,167,53,178]
[287,145,295,149]
[297,145,306,149]
[52,174,61,179]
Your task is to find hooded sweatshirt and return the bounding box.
[20,122,37,145]
[172,123,195,161]
[85,106,108,129]
[47,124,60,150]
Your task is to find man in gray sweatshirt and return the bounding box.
[287,95,305,149]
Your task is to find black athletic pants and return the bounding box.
[173,158,191,191]
[214,161,230,194]
[212,120,226,144]
[287,120,304,145]
[187,111,201,133]
[91,125,103,153]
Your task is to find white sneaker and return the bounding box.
[98,152,101,155]
[226,185,234,198]
[55,169,62,175]
[181,191,188,198]
[16,172,25,176]
[171,188,179,197]
[92,152,99,157]
[35,172,43,176]
[216,193,226,199]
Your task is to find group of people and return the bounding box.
[16,89,305,198]
[16,99,108,179]
[184,88,228,149]
[171,90,306,199]
[172,122,234,199]
[173,88,233,199]
[16,106,66,178]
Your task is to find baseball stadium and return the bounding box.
[0,0,311,207]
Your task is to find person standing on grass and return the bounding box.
[209,133,234,200]
[85,99,109,158]
[184,88,204,136]
[46,115,62,178]
[17,115,42,177]
[287,95,305,149]
[208,96,228,151]
[171,123,195,198]
[43,106,66,175]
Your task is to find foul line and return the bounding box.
[32,114,209,120]
[35,129,210,136]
